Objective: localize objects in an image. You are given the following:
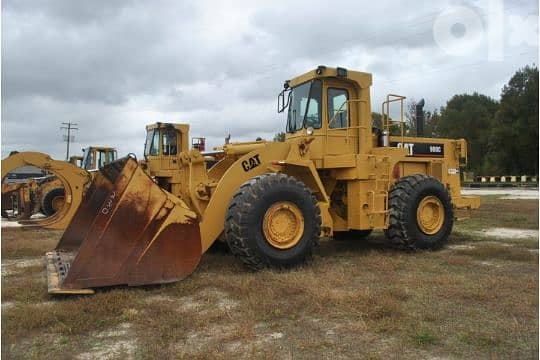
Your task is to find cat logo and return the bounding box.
[396,142,415,155]
[391,142,444,157]
[241,154,261,172]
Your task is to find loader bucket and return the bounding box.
[46,156,201,294]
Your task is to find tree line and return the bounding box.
[275,65,538,175]
[399,65,538,176]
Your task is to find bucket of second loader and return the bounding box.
[46,156,201,294]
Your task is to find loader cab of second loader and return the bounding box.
[278,66,373,166]
[144,123,189,175]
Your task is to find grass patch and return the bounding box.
[1,228,61,259]
[456,244,538,263]
[411,329,439,346]
[456,197,538,231]
[2,289,139,340]
[2,276,49,303]
[499,237,539,249]
[1,195,538,359]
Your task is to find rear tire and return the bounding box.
[225,173,321,270]
[41,187,65,216]
[385,174,453,250]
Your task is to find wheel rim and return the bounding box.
[51,196,65,212]
[263,201,304,249]
[416,195,444,235]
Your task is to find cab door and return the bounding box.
[160,127,179,171]
[324,80,359,155]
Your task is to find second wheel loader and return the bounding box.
[1,146,118,227]
[46,66,480,294]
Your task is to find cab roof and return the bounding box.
[85,146,116,151]
[287,66,372,89]
[146,122,190,132]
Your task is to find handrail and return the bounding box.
[381,94,406,146]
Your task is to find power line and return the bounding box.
[60,122,78,161]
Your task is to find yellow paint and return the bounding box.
[263,201,304,249]
[417,196,445,235]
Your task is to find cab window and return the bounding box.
[96,150,114,168]
[97,150,105,168]
[286,80,322,132]
[305,80,322,128]
[82,149,92,170]
[328,88,349,128]
[144,130,160,156]
[162,129,177,155]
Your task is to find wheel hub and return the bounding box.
[51,196,65,212]
[263,201,304,249]
[416,195,444,235]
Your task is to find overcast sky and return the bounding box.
[1,0,538,160]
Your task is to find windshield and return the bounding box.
[286,80,322,133]
[82,148,92,170]
[144,129,159,156]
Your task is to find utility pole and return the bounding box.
[60,122,78,161]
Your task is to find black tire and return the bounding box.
[41,187,65,216]
[385,174,453,250]
[224,173,321,270]
[333,229,373,241]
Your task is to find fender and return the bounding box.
[198,142,337,252]
[199,142,291,252]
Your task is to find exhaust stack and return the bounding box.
[416,98,425,136]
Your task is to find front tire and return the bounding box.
[385,174,453,250]
[225,173,321,270]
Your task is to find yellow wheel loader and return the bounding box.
[46,66,480,294]
[1,147,118,228]
[39,146,118,217]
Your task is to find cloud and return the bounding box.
[2,0,538,159]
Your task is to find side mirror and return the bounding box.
[277,89,291,113]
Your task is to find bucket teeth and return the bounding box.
[46,251,94,294]
[52,251,71,282]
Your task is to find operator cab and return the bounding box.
[281,78,351,132]
[81,147,117,171]
[143,123,190,174]
[144,123,190,159]
[277,66,373,161]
